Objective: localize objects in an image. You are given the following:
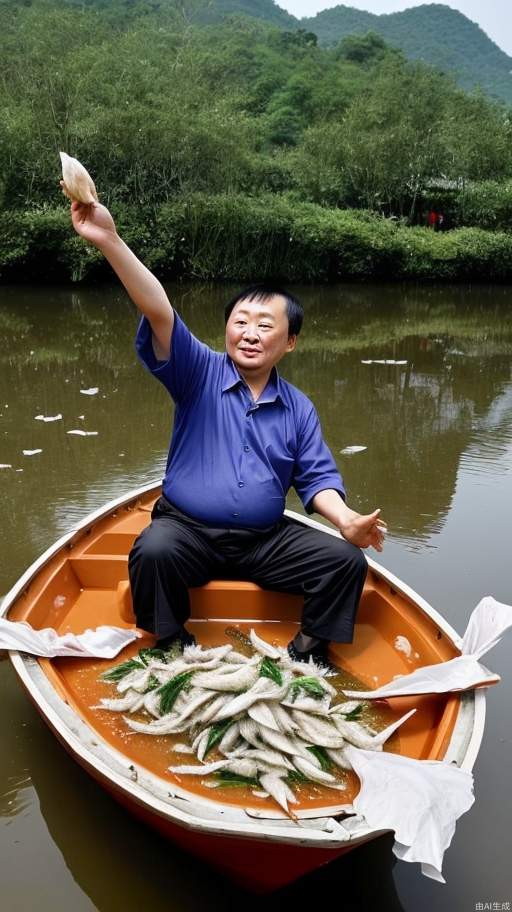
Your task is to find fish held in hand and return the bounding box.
[59,151,98,205]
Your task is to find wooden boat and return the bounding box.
[3,482,485,893]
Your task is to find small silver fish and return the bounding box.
[239,718,263,748]
[258,771,298,816]
[333,709,415,750]
[170,689,217,725]
[182,644,233,664]
[168,759,228,776]
[122,714,187,735]
[239,748,294,771]
[212,678,287,722]
[171,743,195,754]
[281,695,332,715]
[92,691,146,713]
[249,628,281,659]
[257,725,303,757]
[325,747,352,770]
[223,651,251,664]
[292,756,338,785]
[271,704,299,734]
[197,692,232,724]
[226,759,258,779]
[218,721,241,755]
[196,728,211,762]
[193,661,259,692]
[248,701,281,731]
[292,710,346,748]
[143,689,162,718]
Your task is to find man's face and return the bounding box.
[225,295,297,376]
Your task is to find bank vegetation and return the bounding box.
[2,1,512,282]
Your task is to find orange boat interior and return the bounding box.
[9,488,461,813]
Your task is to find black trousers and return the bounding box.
[128,496,368,643]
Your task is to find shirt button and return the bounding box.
[238,482,244,487]
[233,512,239,517]
[244,445,250,452]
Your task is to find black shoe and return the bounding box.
[287,640,338,675]
[156,628,196,652]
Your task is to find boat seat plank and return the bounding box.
[84,532,138,555]
[112,579,303,626]
[189,581,303,622]
[69,555,128,588]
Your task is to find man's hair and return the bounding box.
[224,284,304,337]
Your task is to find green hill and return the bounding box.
[188,0,297,28]
[55,0,512,104]
[301,3,512,103]
[189,1,512,104]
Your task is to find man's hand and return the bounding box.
[67,196,118,251]
[310,490,387,552]
[339,509,386,553]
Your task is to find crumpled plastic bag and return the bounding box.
[0,618,139,658]
[343,596,511,699]
[346,746,475,882]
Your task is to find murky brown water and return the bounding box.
[1,282,511,911]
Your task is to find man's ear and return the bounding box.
[287,334,297,352]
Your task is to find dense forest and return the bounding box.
[1,0,512,283]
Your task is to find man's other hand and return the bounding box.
[339,509,387,552]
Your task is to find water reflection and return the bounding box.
[1,282,512,581]
[1,281,512,910]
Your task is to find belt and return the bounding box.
[156,494,281,536]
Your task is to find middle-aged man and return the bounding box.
[68,198,386,669]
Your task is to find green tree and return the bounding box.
[339,61,452,218]
[335,31,395,66]
[441,91,512,188]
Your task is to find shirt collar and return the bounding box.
[222,355,289,408]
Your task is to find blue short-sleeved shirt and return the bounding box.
[136,312,345,529]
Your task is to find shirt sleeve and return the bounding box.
[135,311,211,403]
[293,405,346,514]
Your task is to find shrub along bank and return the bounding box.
[2,194,512,284]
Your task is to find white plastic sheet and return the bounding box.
[343,596,511,699]
[461,596,512,658]
[0,618,139,658]
[347,746,475,882]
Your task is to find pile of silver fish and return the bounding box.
[95,629,412,816]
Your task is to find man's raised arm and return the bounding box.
[69,200,173,360]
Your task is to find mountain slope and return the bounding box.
[301,3,512,103]
[60,0,512,104]
[193,0,297,28]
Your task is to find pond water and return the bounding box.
[0,281,511,911]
